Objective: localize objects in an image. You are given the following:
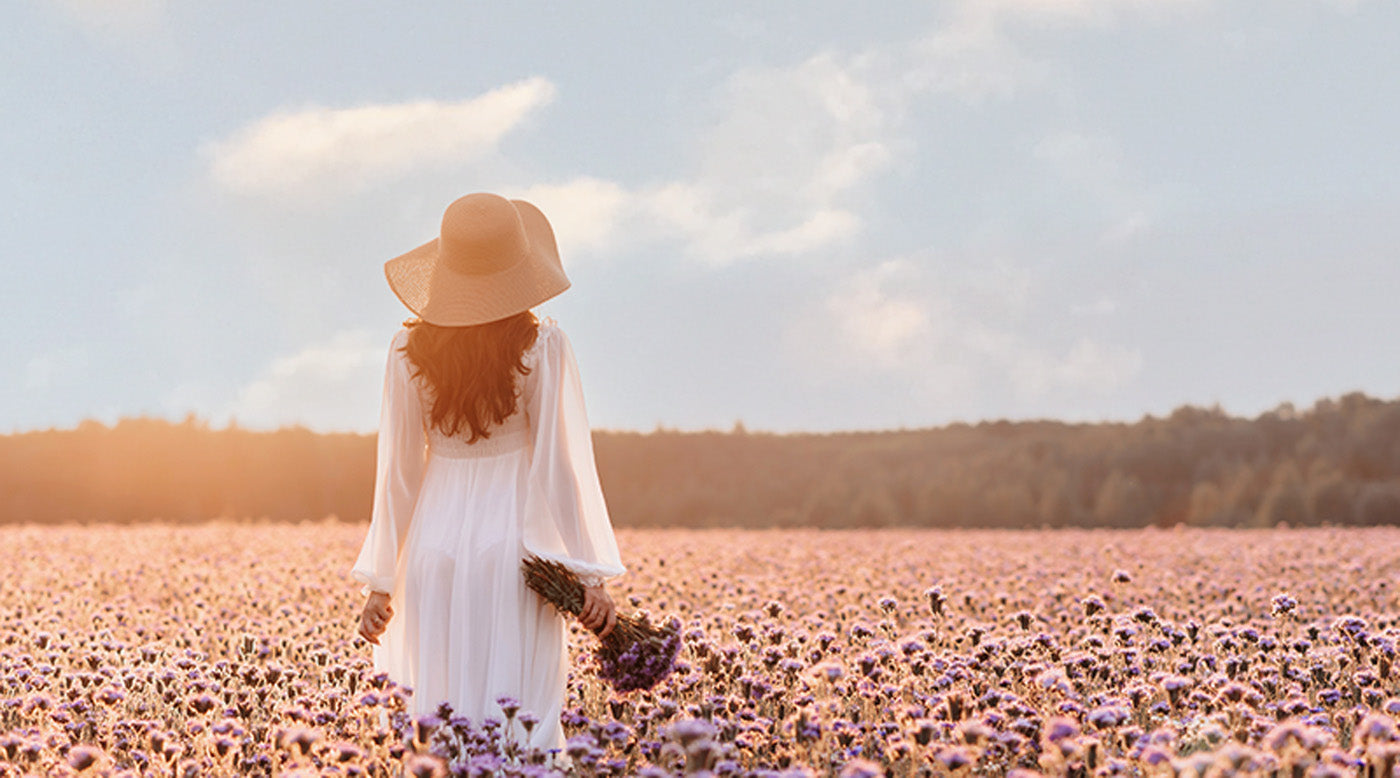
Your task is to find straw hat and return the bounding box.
[384,193,571,326]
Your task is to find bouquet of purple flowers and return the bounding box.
[522,555,682,693]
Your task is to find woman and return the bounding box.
[349,192,624,758]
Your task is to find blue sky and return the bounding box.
[3,0,1398,434]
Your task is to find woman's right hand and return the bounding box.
[359,591,393,645]
[579,584,616,639]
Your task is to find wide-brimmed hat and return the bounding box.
[384,193,570,326]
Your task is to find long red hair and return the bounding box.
[401,311,539,442]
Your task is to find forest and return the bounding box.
[2,391,1399,529]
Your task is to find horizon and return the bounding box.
[7,384,1391,439]
[5,2,1398,435]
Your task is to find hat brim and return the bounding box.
[384,198,570,326]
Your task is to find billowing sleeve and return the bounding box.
[350,329,427,598]
[521,323,626,588]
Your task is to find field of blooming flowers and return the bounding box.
[5,522,1400,777]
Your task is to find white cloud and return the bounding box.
[826,260,935,366]
[47,0,166,36]
[222,330,386,432]
[515,178,631,256]
[663,53,896,264]
[908,11,1048,102]
[906,0,1212,105]
[1003,336,1144,398]
[1034,132,1123,188]
[737,209,863,258]
[1101,211,1152,246]
[803,254,1142,409]
[501,54,895,266]
[1070,296,1120,316]
[205,77,557,201]
[24,348,89,390]
[1057,338,1144,390]
[976,0,1207,25]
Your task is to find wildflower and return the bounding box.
[331,742,362,763]
[1355,712,1397,745]
[1087,705,1129,729]
[1271,593,1298,618]
[936,746,974,770]
[1334,615,1368,639]
[1043,716,1080,743]
[838,758,883,778]
[404,754,447,778]
[925,585,947,617]
[496,695,520,720]
[67,745,102,772]
[413,715,443,744]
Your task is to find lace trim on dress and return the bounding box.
[414,348,534,459]
[427,412,530,459]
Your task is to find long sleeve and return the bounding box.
[350,328,427,597]
[521,323,626,588]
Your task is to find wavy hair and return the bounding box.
[401,311,539,442]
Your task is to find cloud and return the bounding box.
[530,53,896,265]
[24,348,89,390]
[975,0,1207,25]
[908,10,1048,102]
[46,0,166,36]
[1070,296,1120,316]
[221,330,386,432]
[678,53,894,263]
[826,260,935,366]
[515,178,632,256]
[1034,132,1124,189]
[996,334,1144,399]
[905,0,1213,106]
[491,54,894,266]
[205,77,557,201]
[803,255,1142,413]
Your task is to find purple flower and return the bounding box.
[67,745,103,772]
[1043,716,1080,742]
[668,718,716,748]
[496,695,520,719]
[936,747,974,770]
[838,758,883,778]
[1271,593,1298,618]
[1088,705,1130,728]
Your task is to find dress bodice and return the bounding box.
[413,333,542,460]
[414,363,532,459]
[424,410,530,459]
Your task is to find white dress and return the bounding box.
[349,318,626,756]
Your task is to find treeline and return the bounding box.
[3,392,1400,528]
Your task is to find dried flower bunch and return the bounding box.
[522,555,682,693]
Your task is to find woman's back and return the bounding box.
[351,317,624,757]
[352,193,623,764]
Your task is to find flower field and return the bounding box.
[4,522,1400,776]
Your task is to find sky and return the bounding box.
[3,0,1398,435]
